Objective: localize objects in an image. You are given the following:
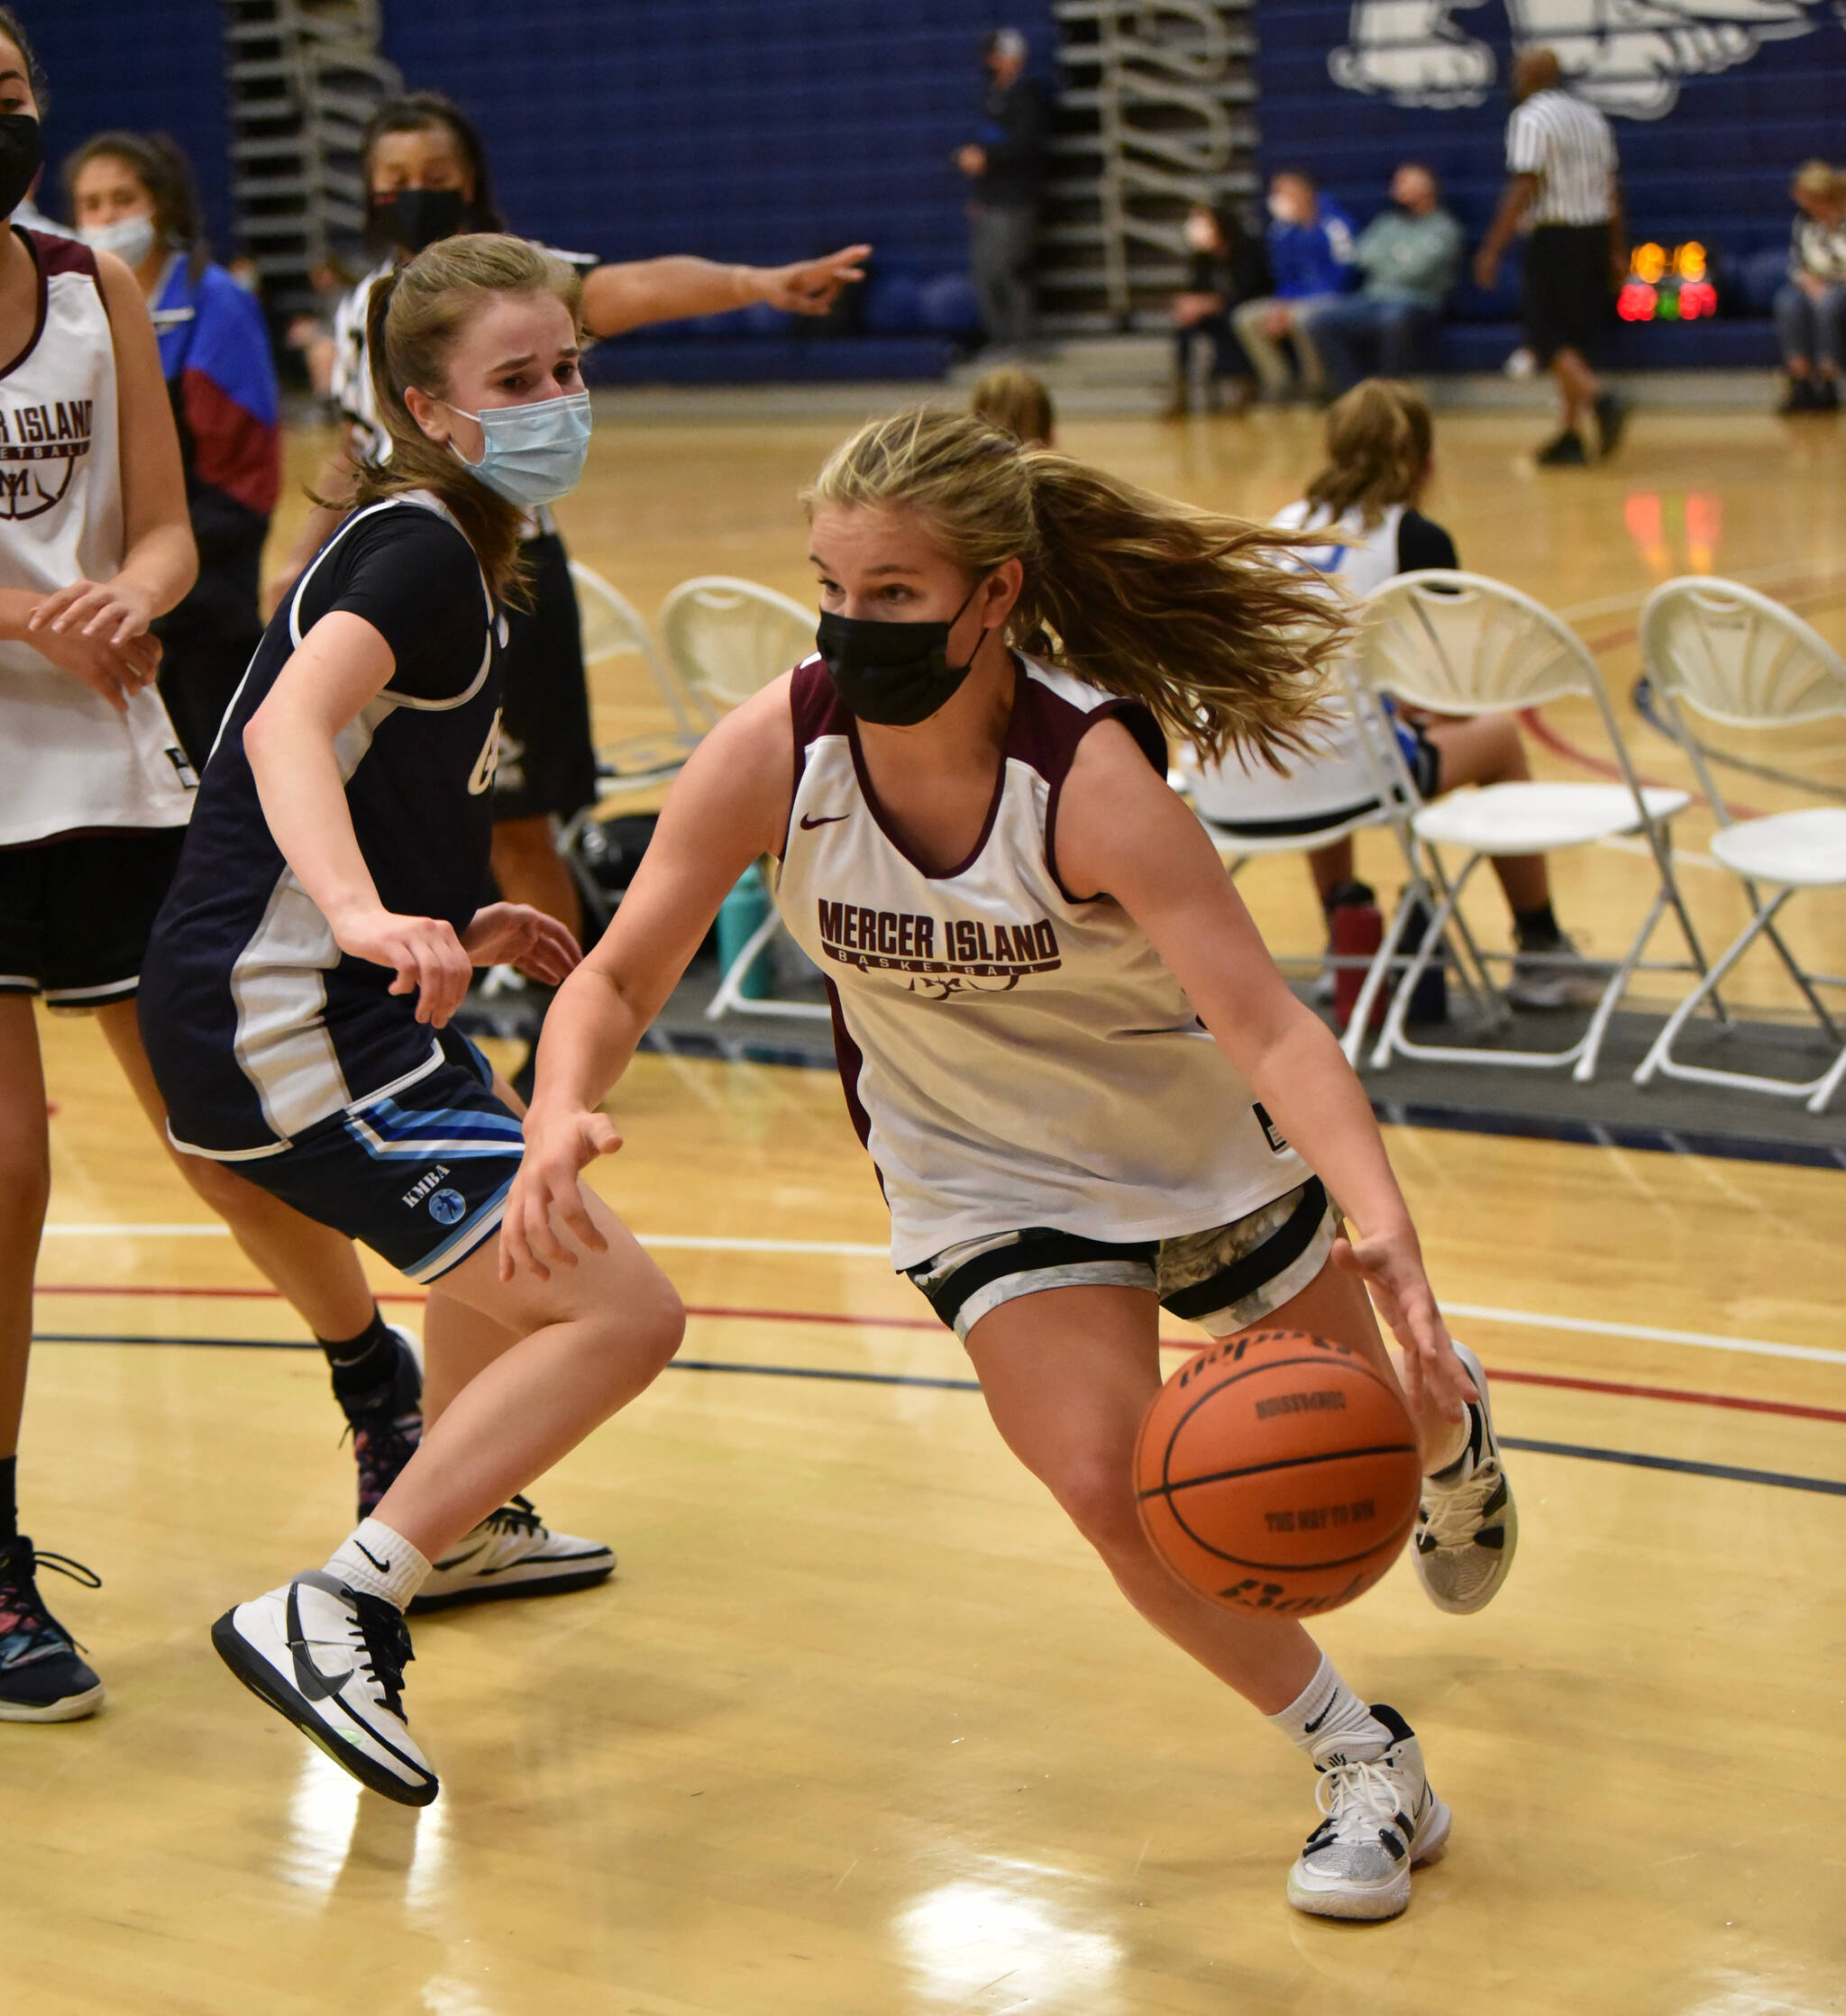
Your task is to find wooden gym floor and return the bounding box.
[10,405,1846,2014]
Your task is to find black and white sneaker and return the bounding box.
[343,1326,425,1519]
[0,1538,105,1722]
[1414,1340,1519,1614]
[1287,1706,1451,1920]
[407,1496,616,1614]
[1504,930,1607,1010]
[211,1571,438,1805]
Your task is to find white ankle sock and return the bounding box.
[1267,1653,1393,1766]
[325,1518,430,1612]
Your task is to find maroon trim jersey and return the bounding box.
[0,228,195,844]
[776,653,1309,1269]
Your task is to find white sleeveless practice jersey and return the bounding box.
[0,230,195,846]
[1182,499,1403,830]
[777,656,1310,1269]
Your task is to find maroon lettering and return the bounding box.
[877,912,898,956]
[916,917,935,958]
[858,908,877,954]
[1034,920,1058,960]
[898,914,915,958]
[818,899,845,944]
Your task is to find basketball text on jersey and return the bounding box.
[816,898,1060,995]
[0,399,95,519]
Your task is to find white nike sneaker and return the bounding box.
[1414,1340,1519,1615]
[407,1496,616,1615]
[1287,1706,1451,1921]
[211,1570,438,1806]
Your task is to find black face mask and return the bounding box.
[0,114,43,223]
[373,186,468,255]
[816,579,991,726]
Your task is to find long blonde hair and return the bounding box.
[342,233,583,598]
[1303,379,1433,530]
[802,406,1344,768]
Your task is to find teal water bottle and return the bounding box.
[716,862,774,999]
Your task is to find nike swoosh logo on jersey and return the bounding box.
[286,1583,353,1701]
[800,812,850,829]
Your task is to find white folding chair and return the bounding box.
[569,561,709,798]
[1174,689,1494,1067]
[1350,570,1704,1081]
[655,576,827,1024]
[1631,577,1846,1114]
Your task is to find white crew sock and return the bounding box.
[1267,1652,1394,1766]
[325,1518,431,1613]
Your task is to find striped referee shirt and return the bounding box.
[1505,89,1617,228]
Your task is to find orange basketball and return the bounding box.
[1135,1328,1421,1619]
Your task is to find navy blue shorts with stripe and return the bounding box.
[232,1033,523,1284]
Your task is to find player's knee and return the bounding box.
[0,1145,51,1239]
[1051,1453,1143,1560]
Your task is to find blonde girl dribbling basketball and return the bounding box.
[503,408,1521,1920]
[138,234,684,1805]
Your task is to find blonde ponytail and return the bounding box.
[802,406,1345,769]
[1303,379,1433,530]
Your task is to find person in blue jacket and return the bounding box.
[65,131,279,770]
[1231,169,1357,404]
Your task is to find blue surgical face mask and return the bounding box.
[80,214,159,268]
[443,388,592,508]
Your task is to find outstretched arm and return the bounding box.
[1056,722,1474,1420]
[502,677,796,1276]
[581,244,871,337]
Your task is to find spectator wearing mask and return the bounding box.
[956,27,1050,353]
[1231,170,1357,404]
[1776,160,1846,415]
[1168,201,1271,415]
[64,131,279,772]
[1301,164,1460,395]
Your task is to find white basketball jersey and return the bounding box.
[0,231,194,845]
[1182,499,1403,829]
[777,657,1309,1269]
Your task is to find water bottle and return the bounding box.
[716,862,774,999]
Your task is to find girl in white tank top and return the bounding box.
[508,407,1520,1921]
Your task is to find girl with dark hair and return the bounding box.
[64,130,280,770]
[1167,200,1270,415]
[504,406,1519,1920]
[266,88,871,949]
[142,233,683,1804]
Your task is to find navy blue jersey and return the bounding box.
[141,493,507,1155]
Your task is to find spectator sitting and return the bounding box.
[1167,201,1271,416]
[1776,160,1846,415]
[1301,164,1460,395]
[1230,169,1357,404]
[970,363,1055,446]
[1181,379,1602,1010]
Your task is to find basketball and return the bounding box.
[1135,1329,1422,1618]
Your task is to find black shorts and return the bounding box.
[192,1030,524,1284]
[1522,223,1612,367]
[0,826,187,1008]
[495,529,598,826]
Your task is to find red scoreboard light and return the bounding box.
[1620,243,1717,323]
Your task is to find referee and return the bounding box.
[1474,47,1631,467]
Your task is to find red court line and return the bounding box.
[32,1284,1842,1426]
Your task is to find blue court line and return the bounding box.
[32,1334,1846,1499]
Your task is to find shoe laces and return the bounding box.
[1421,1453,1503,1548]
[1311,1753,1409,1843]
[0,1544,101,1649]
[346,1589,416,1723]
[481,1494,544,1538]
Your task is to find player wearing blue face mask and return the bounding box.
[139,235,687,1806]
